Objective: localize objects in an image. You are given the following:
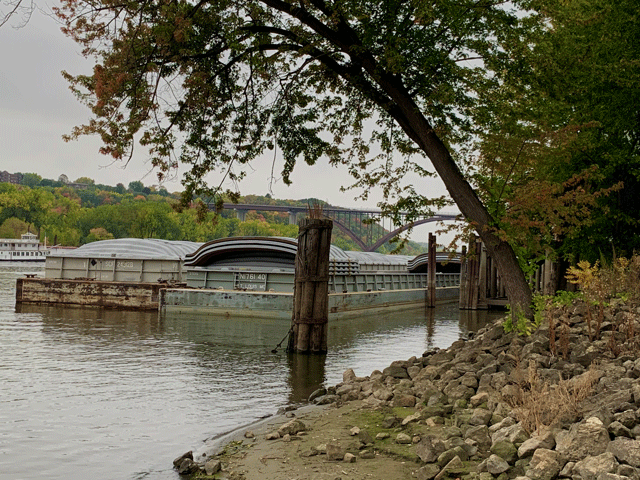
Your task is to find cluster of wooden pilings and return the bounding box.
[532,255,561,296]
[459,238,562,310]
[292,219,573,353]
[459,239,509,310]
[288,219,446,353]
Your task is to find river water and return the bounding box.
[0,264,501,479]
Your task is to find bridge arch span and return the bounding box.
[367,215,459,252]
[330,217,369,251]
[217,203,459,252]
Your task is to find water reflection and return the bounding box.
[16,303,163,338]
[286,352,327,403]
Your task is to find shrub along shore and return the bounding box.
[174,259,640,480]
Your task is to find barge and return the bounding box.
[16,237,461,315]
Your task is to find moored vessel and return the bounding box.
[0,232,49,261]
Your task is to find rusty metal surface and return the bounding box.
[16,278,163,310]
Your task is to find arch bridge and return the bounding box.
[214,203,459,252]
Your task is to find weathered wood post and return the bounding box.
[459,244,468,309]
[427,233,437,308]
[478,243,488,309]
[288,217,333,353]
[542,250,559,296]
[459,237,482,310]
[469,238,482,310]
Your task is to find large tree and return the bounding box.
[471,0,640,267]
[56,0,539,314]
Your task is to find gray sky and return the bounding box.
[0,6,455,237]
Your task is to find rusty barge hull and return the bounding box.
[16,278,164,311]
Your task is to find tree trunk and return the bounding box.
[373,76,534,317]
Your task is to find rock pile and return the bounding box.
[309,299,640,480]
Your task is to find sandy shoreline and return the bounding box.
[191,400,421,480]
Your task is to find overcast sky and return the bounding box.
[0,6,455,235]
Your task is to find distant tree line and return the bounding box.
[0,180,425,254]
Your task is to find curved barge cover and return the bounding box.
[51,238,202,260]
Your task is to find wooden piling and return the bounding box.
[477,242,488,309]
[459,237,483,310]
[542,250,558,296]
[469,239,481,310]
[288,217,333,354]
[427,233,437,308]
[459,245,468,309]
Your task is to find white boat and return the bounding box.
[0,232,50,261]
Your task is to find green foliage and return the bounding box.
[472,0,640,266]
[74,177,95,185]
[503,307,536,337]
[85,227,114,242]
[0,182,427,253]
[128,181,145,194]
[567,257,640,306]
[55,0,543,314]
[0,217,30,238]
[550,290,583,308]
[21,173,42,188]
[504,293,547,336]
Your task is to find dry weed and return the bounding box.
[307,202,324,219]
[505,361,599,433]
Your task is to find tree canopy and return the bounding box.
[56,0,542,313]
[471,0,640,267]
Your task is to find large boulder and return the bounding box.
[486,454,510,475]
[490,440,518,464]
[172,451,193,468]
[392,393,417,408]
[204,459,222,475]
[415,464,441,480]
[464,425,491,452]
[372,383,394,402]
[573,452,618,480]
[607,437,640,467]
[383,365,409,379]
[518,430,556,458]
[491,423,529,446]
[468,408,493,426]
[343,368,357,383]
[416,436,446,463]
[436,455,466,479]
[555,417,610,462]
[277,418,307,436]
[177,458,199,475]
[526,448,564,480]
[326,443,346,461]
